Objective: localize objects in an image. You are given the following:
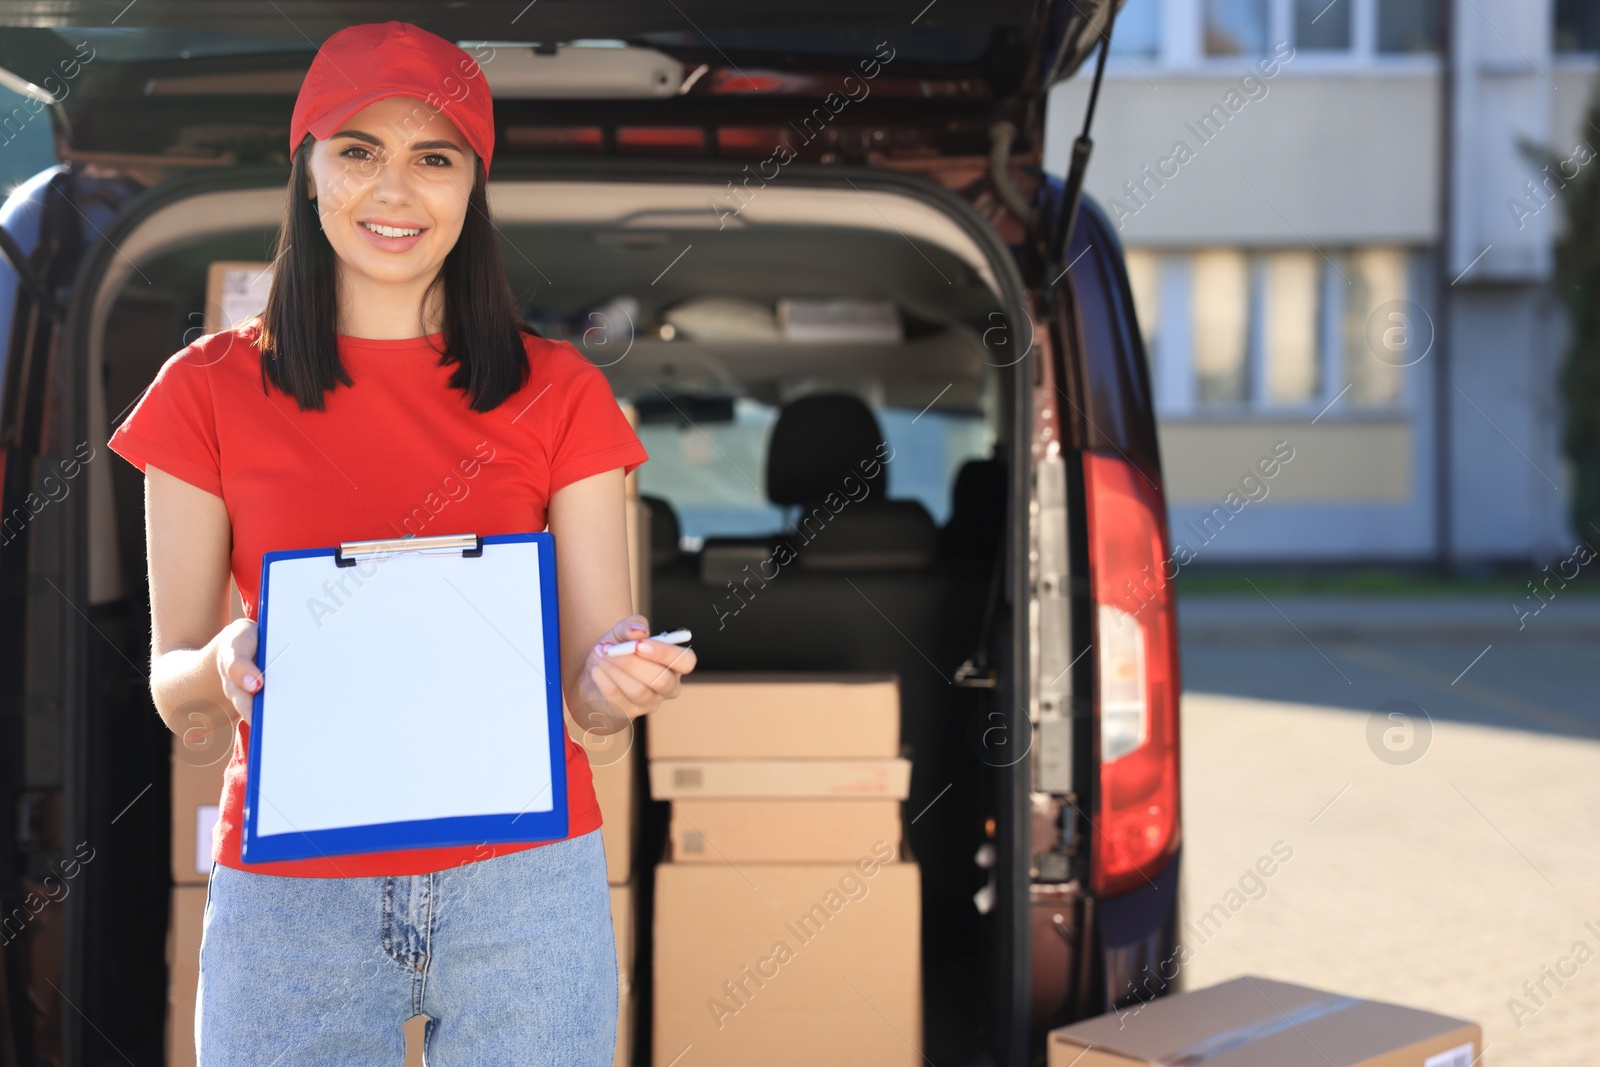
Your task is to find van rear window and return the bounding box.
[635,396,993,549]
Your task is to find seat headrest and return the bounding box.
[940,458,1006,560]
[765,393,885,507]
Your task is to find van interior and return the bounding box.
[85,172,1018,1064]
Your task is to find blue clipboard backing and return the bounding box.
[241,531,568,864]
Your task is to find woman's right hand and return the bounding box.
[214,618,262,728]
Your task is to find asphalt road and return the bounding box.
[1177,600,1600,1066]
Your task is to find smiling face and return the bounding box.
[303,95,478,292]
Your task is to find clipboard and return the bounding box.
[242,531,568,863]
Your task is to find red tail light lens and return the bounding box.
[1084,452,1181,897]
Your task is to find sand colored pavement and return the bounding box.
[1179,686,1600,1066]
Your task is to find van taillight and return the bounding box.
[1083,452,1180,897]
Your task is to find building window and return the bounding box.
[1204,0,1270,55]
[1124,249,1162,382]
[1556,0,1600,53]
[1340,247,1409,405]
[1192,249,1252,405]
[1377,0,1442,53]
[1133,245,1417,416]
[1115,0,1162,57]
[1294,0,1353,51]
[1262,251,1322,404]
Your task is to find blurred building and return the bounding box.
[1048,0,1592,566]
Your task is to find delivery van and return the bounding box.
[0,3,1182,1064]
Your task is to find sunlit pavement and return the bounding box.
[1176,595,1600,1067]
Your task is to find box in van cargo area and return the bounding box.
[610,883,635,1067]
[164,886,204,1067]
[566,495,651,885]
[1046,975,1481,1067]
[649,757,911,799]
[668,797,903,863]
[170,734,226,885]
[654,855,919,1067]
[170,578,249,885]
[645,673,900,759]
[570,711,637,885]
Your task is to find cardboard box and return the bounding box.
[654,857,920,1067]
[170,739,228,885]
[403,1016,425,1067]
[611,883,635,1067]
[619,401,641,500]
[165,886,206,1067]
[204,260,272,335]
[616,978,634,1067]
[170,578,245,884]
[626,495,650,621]
[647,674,899,760]
[568,710,637,885]
[669,798,903,864]
[649,758,911,800]
[611,882,635,990]
[1047,976,1481,1067]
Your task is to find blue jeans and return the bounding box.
[195,829,618,1066]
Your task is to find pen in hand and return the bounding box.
[602,629,692,658]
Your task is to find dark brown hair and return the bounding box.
[254,134,533,413]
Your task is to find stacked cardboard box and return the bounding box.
[649,674,920,1066]
[165,578,242,1067]
[613,404,649,1067]
[168,259,256,1067]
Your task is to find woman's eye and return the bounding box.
[339,146,375,163]
[421,153,452,168]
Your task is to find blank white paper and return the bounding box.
[253,539,556,839]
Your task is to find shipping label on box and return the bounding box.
[649,758,910,800]
[648,673,899,760]
[654,850,919,1067]
[670,798,903,864]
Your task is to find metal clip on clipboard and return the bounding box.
[334,531,485,567]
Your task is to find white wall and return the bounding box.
[1046,71,1440,246]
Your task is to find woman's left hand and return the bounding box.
[573,614,697,733]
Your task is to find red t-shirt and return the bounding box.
[107,319,647,878]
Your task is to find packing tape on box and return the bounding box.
[1159,994,1360,1065]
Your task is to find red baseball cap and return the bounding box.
[290,21,495,176]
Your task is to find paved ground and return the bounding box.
[1176,595,1600,1067]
